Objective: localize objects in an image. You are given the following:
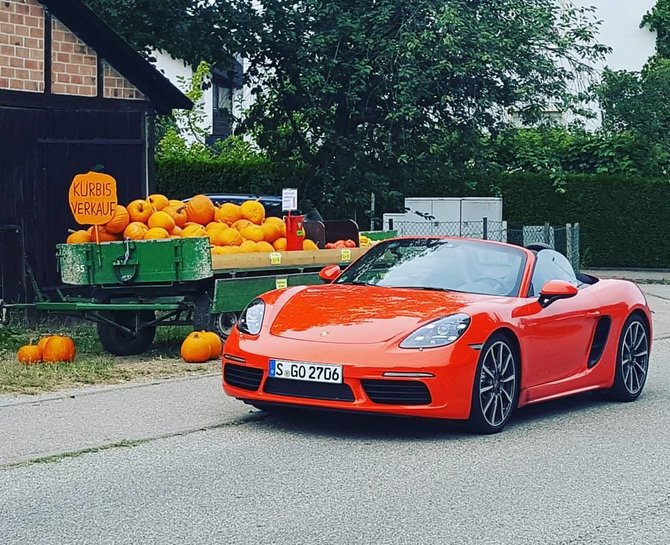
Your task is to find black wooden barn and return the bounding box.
[0,0,191,303]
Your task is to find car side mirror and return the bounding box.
[319,265,341,283]
[538,280,578,308]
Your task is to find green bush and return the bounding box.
[155,157,288,200]
[500,173,670,268]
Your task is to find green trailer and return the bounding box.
[1,237,368,356]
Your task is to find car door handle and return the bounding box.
[585,310,601,318]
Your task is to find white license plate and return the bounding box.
[269,359,342,384]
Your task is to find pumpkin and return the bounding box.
[172,226,182,236]
[212,227,233,246]
[240,200,265,225]
[239,240,258,253]
[264,216,285,228]
[168,199,183,207]
[260,222,282,243]
[206,221,228,233]
[144,227,170,240]
[256,241,274,253]
[147,194,169,211]
[124,222,149,240]
[67,230,91,244]
[185,194,215,225]
[217,228,243,246]
[303,239,319,251]
[42,335,76,363]
[88,226,121,243]
[215,203,242,225]
[180,332,212,363]
[163,205,188,228]
[180,224,207,238]
[211,246,227,256]
[148,211,176,233]
[217,245,241,254]
[232,219,253,231]
[105,205,130,234]
[127,199,152,223]
[17,345,42,364]
[37,336,51,354]
[201,331,223,358]
[240,225,265,243]
[273,237,287,251]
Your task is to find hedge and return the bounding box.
[155,157,670,268]
[499,173,670,268]
[155,157,287,200]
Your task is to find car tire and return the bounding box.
[467,332,520,434]
[605,314,650,402]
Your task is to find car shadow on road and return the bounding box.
[245,391,616,441]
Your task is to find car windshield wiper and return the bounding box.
[390,285,464,293]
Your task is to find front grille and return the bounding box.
[361,379,432,405]
[263,378,354,402]
[224,363,263,391]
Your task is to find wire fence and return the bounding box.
[383,219,581,270]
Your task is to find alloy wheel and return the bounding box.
[479,341,516,428]
[621,320,649,396]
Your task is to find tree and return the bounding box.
[84,0,256,67]
[237,0,608,218]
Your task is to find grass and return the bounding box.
[0,321,219,396]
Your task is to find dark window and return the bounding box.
[529,250,580,296]
[211,83,233,141]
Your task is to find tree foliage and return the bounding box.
[642,0,670,58]
[238,0,607,216]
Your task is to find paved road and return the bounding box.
[1,283,669,544]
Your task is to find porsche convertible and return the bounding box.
[222,237,652,433]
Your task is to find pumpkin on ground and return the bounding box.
[200,331,223,358]
[37,336,51,354]
[124,222,149,240]
[180,332,212,363]
[148,211,176,233]
[17,345,42,364]
[105,205,130,234]
[215,203,242,225]
[185,195,215,225]
[67,230,91,244]
[127,199,152,223]
[240,200,265,225]
[42,335,76,363]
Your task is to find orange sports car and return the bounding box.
[222,237,652,433]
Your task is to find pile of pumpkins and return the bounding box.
[66,193,320,255]
[180,330,223,363]
[17,335,76,365]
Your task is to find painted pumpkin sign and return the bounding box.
[68,171,118,225]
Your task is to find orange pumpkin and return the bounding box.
[144,227,170,240]
[127,199,152,223]
[172,226,182,236]
[260,222,282,243]
[67,230,91,244]
[206,221,228,233]
[163,205,188,228]
[88,226,121,243]
[17,345,42,364]
[217,228,243,246]
[211,246,227,256]
[215,203,242,225]
[240,200,265,225]
[124,222,149,240]
[303,239,319,251]
[273,237,287,251]
[264,217,286,237]
[148,211,176,233]
[256,241,274,252]
[201,331,223,358]
[217,245,241,254]
[185,195,215,225]
[42,335,76,363]
[105,205,130,234]
[147,194,169,211]
[37,336,51,354]
[180,332,212,363]
[180,224,208,238]
[239,240,258,253]
[169,199,183,207]
[240,225,265,243]
[232,219,253,231]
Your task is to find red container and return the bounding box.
[285,214,305,251]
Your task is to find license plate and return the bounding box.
[269,359,343,384]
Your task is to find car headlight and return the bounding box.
[400,313,471,349]
[237,299,265,335]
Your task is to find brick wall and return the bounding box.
[51,18,97,96]
[103,61,144,100]
[0,0,45,93]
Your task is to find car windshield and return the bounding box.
[336,238,527,297]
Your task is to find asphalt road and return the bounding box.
[1,285,669,544]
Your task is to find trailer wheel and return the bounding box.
[97,311,156,356]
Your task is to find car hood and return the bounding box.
[269,284,487,344]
